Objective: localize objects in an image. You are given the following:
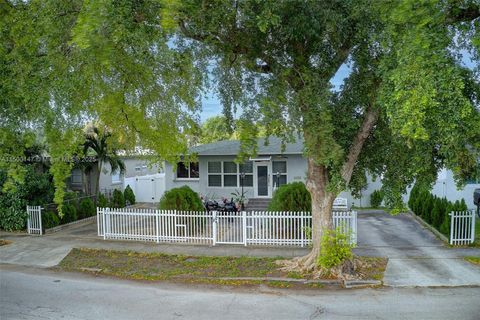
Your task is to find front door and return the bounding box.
[254,162,271,198]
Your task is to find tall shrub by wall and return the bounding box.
[408,183,468,236]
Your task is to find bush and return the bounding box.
[0,194,28,231]
[267,182,311,212]
[124,185,135,205]
[79,198,95,219]
[159,186,204,211]
[112,189,126,208]
[408,183,469,237]
[42,210,60,229]
[370,190,383,208]
[97,193,108,207]
[318,227,354,269]
[61,203,77,224]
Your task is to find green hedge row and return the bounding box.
[408,184,467,236]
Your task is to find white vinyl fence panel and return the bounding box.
[26,205,42,235]
[449,210,476,245]
[97,208,357,247]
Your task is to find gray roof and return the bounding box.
[190,136,304,156]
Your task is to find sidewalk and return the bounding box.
[0,221,309,268]
[2,216,480,288]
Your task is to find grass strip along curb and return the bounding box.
[57,248,387,289]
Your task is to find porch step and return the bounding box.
[246,198,271,212]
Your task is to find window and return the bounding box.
[176,162,199,179]
[207,161,254,187]
[111,170,122,184]
[273,161,287,188]
[223,161,238,187]
[208,161,222,187]
[239,162,253,187]
[71,169,82,184]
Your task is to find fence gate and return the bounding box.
[26,205,43,235]
[449,210,476,245]
[214,211,246,245]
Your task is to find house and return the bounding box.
[163,137,477,209]
[163,137,381,207]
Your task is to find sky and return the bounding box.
[199,51,476,122]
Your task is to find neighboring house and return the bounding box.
[67,156,164,196]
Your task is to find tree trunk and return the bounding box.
[283,159,337,270]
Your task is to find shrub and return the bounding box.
[159,186,204,211]
[318,227,354,269]
[0,194,28,231]
[97,193,108,207]
[124,185,135,205]
[61,203,77,224]
[79,198,95,219]
[42,210,60,229]
[370,190,383,208]
[267,182,311,212]
[112,189,126,208]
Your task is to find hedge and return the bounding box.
[111,189,126,208]
[124,185,135,205]
[370,190,384,208]
[159,186,204,211]
[267,182,311,212]
[408,183,467,236]
[79,198,96,219]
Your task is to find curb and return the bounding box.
[45,216,96,234]
[406,211,449,243]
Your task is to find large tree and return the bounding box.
[1,0,480,269]
[166,0,480,268]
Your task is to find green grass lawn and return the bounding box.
[57,248,387,288]
[465,256,480,266]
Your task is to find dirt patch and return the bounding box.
[0,239,12,246]
[56,248,387,289]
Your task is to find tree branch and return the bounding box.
[341,104,380,185]
[445,4,480,24]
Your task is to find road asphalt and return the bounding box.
[1,265,480,320]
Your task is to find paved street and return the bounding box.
[1,265,479,320]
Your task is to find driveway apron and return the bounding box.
[354,210,480,287]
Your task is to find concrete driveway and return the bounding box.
[354,210,480,287]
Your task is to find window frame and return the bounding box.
[207,161,254,188]
[175,161,200,180]
[70,168,83,184]
[111,169,122,184]
[272,160,288,188]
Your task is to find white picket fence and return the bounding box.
[449,210,476,245]
[26,205,43,235]
[97,208,357,247]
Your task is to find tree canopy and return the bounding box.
[1,1,480,262]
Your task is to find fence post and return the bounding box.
[301,213,304,247]
[471,210,476,244]
[39,207,43,235]
[242,211,247,246]
[212,211,217,246]
[26,206,31,234]
[155,209,160,243]
[103,207,108,240]
[449,211,454,245]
